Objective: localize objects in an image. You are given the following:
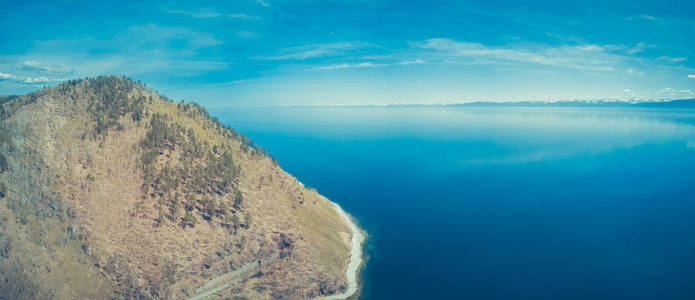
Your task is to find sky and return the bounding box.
[1,0,695,106]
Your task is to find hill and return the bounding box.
[0,76,360,299]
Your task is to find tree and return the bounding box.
[181,210,197,229]
[0,153,6,173]
[202,196,217,220]
[155,204,165,226]
[168,193,181,221]
[230,215,240,233]
[245,212,252,228]
[217,200,228,217]
[233,190,243,210]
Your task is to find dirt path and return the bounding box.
[188,203,364,300]
[188,252,279,300]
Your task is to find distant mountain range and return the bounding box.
[446,99,695,108]
[334,99,695,109]
[255,98,695,109]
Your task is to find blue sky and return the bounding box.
[1,0,694,106]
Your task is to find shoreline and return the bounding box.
[323,202,366,300]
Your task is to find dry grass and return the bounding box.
[0,77,356,299]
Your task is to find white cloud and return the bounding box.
[23,76,52,84]
[166,9,259,20]
[0,72,16,80]
[627,15,660,22]
[638,15,658,21]
[226,14,259,20]
[19,60,72,74]
[306,58,426,71]
[0,71,65,85]
[399,59,425,65]
[312,62,385,71]
[256,0,270,7]
[688,74,695,78]
[0,24,227,90]
[259,42,371,60]
[626,68,644,76]
[622,89,632,93]
[657,56,687,63]
[626,42,646,55]
[416,38,626,71]
[166,9,222,18]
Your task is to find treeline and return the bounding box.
[139,112,244,232]
[6,75,275,162]
[0,95,36,120]
[177,101,274,161]
[82,76,146,138]
[2,76,275,232]
[53,76,272,232]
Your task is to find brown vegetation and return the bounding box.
[0,76,353,299]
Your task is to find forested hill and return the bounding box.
[0,76,353,299]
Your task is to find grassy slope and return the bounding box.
[0,76,352,299]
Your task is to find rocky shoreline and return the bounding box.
[322,203,366,300]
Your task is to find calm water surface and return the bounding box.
[215,106,695,299]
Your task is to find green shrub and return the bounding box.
[233,190,243,210]
[142,149,158,165]
[0,153,7,173]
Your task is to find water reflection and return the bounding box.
[214,106,695,300]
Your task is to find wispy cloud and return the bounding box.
[0,24,228,89]
[626,42,646,55]
[226,13,259,20]
[657,87,679,96]
[657,56,687,63]
[311,62,385,71]
[166,8,259,20]
[626,68,644,76]
[688,74,695,78]
[23,76,55,84]
[308,58,425,71]
[627,15,660,22]
[18,60,72,74]
[0,71,65,85]
[398,59,425,65]
[166,8,222,18]
[126,24,223,50]
[258,42,372,60]
[415,38,632,71]
[256,0,270,7]
[0,72,17,80]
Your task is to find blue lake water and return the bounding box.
[214,106,695,299]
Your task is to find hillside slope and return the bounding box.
[0,76,356,299]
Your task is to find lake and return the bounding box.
[215,106,695,299]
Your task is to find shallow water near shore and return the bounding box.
[216,106,695,299]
